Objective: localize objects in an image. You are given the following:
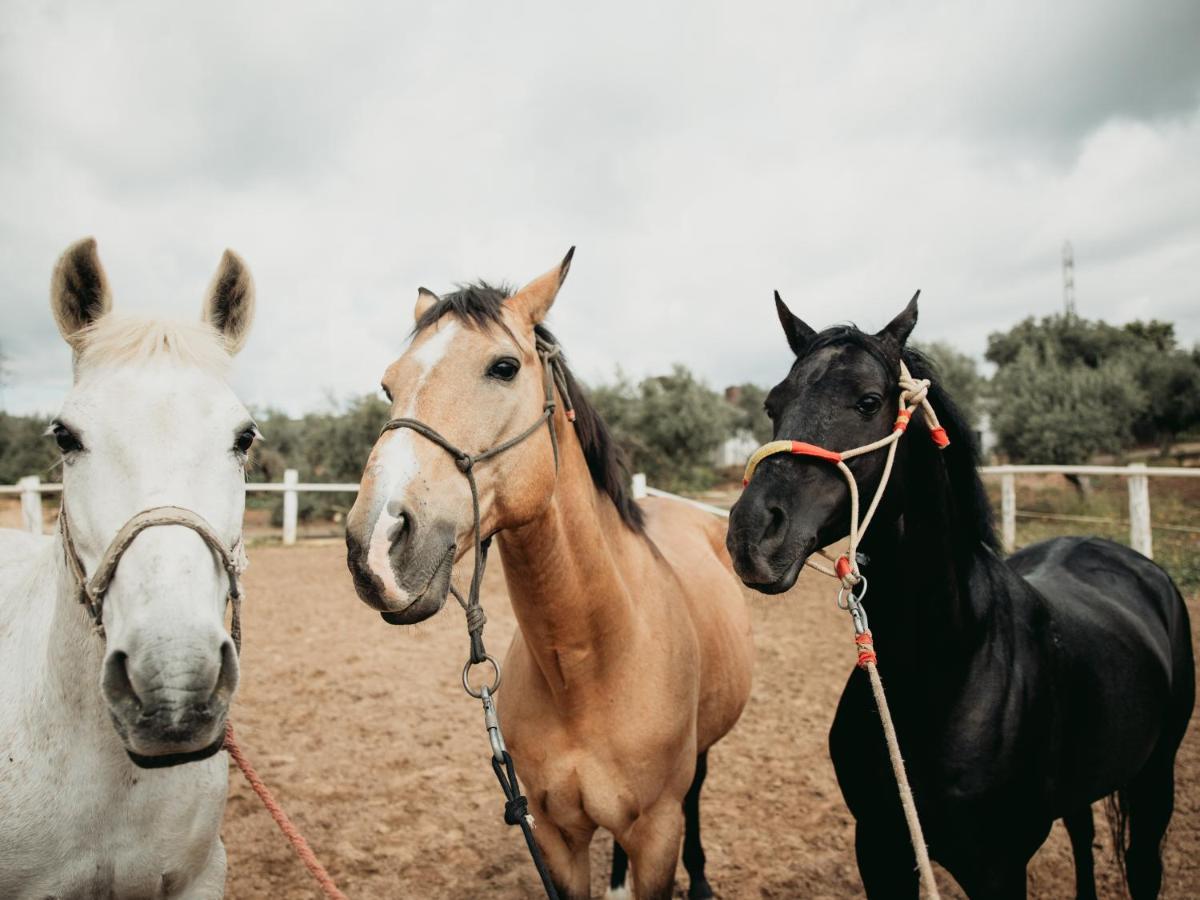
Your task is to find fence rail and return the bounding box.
[4,464,1198,558]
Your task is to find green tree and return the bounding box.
[591,366,736,491]
[728,383,773,444]
[913,341,985,430]
[0,413,58,484]
[990,344,1143,465]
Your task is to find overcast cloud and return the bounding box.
[2,0,1198,415]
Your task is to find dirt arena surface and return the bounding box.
[218,541,1200,899]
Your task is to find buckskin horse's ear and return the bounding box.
[508,246,575,324]
[51,237,113,348]
[775,290,815,356]
[201,249,256,355]
[414,287,440,322]
[877,290,920,349]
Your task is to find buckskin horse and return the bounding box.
[726,292,1194,899]
[345,252,754,899]
[0,238,257,897]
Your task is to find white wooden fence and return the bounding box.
[4,464,1198,559]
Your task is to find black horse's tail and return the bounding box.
[1103,791,1131,892]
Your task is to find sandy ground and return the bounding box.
[216,542,1200,899]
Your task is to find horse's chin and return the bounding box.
[744,554,806,595]
[379,590,447,625]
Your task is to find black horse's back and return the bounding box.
[1011,536,1194,899]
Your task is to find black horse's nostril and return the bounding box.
[764,504,788,543]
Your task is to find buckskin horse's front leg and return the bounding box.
[621,800,686,900]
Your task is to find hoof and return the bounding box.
[688,878,715,900]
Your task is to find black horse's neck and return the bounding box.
[855,364,1001,679]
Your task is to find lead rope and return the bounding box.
[58,504,346,899]
[379,335,570,900]
[742,359,946,899]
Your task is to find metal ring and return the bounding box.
[462,654,502,699]
[836,575,869,610]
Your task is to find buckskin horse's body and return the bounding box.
[346,254,754,899]
[727,292,1194,899]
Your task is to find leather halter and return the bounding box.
[60,502,247,652]
[377,333,574,664]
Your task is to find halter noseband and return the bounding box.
[377,333,575,666]
[60,502,247,652]
[741,359,949,591]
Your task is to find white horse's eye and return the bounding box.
[51,423,84,454]
[233,427,258,455]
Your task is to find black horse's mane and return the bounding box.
[805,326,1000,553]
[413,282,646,534]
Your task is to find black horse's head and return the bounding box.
[727,291,921,594]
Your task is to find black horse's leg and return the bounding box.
[682,750,714,899]
[1123,747,1177,900]
[854,816,919,900]
[1062,805,1097,900]
[608,839,629,897]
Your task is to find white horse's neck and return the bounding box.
[30,533,120,758]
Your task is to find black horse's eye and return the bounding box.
[234,426,259,455]
[487,358,520,382]
[52,423,84,454]
[855,395,883,416]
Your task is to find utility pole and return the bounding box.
[1062,241,1076,318]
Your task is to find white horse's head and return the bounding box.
[50,238,256,766]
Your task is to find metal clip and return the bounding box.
[481,685,507,763]
[836,575,870,635]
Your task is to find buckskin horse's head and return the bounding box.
[345,252,574,625]
[727,291,921,594]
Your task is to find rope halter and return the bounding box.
[377,333,575,672]
[60,503,248,652]
[741,359,949,594]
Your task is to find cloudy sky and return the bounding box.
[2,0,1198,415]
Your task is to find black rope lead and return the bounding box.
[492,749,561,900]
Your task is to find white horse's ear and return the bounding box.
[414,287,440,322]
[202,249,255,355]
[508,246,574,325]
[51,237,112,347]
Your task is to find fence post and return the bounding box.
[282,469,299,546]
[632,472,647,500]
[1000,472,1016,554]
[18,475,43,535]
[1127,462,1152,559]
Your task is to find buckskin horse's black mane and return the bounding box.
[413,281,646,534]
[804,324,1000,556]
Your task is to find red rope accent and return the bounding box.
[789,441,842,463]
[835,555,853,580]
[224,723,348,900]
[855,631,877,669]
[929,426,950,448]
[893,410,912,432]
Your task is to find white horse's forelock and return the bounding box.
[74,313,232,377]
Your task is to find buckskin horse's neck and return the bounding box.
[496,416,639,702]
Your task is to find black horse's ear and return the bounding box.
[775,290,815,356]
[877,290,920,348]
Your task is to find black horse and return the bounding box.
[727,292,1194,899]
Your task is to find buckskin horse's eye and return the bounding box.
[51,423,83,454]
[487,358,520,382]
[855,395,883,416]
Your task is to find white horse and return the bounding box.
[0,238,256,898]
